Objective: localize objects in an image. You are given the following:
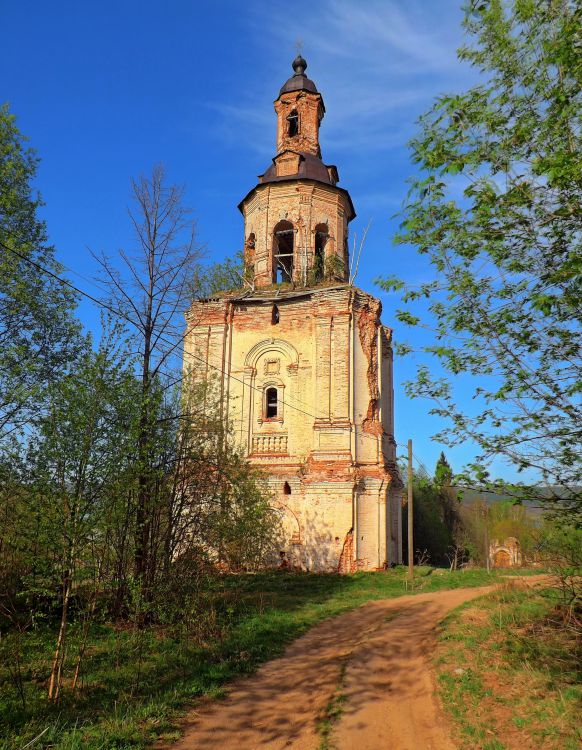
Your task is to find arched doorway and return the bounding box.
[493,549,511,568]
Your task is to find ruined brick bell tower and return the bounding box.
[185,56,402,571]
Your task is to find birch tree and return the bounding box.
[94,165,203,597]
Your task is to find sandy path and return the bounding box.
[165,585,499,750]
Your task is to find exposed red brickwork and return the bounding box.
[355,296,382,435]
[338,529,356,574]
[275,90,324,157]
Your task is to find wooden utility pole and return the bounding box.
[483,500,490,573]
[407,439,414,579]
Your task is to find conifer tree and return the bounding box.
[434,452,453,490]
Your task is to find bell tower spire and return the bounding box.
[238,57,355,288]
[275,55,325,157]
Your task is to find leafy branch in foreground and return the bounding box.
[378,0,582,518]
[0,104,81,439]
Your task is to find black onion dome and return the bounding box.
[279,55,318,95]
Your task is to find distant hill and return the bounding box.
[451,486,577,517]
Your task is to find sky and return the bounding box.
[2,0,510,478]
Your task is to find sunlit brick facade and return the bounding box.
[185,56,402,571]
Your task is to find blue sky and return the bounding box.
[2,0,511,478]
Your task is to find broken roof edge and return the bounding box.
[189,283,381,307]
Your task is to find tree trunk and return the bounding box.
[47,572,71,702]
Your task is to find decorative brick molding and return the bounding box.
[263,358,280,375]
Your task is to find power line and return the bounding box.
[2,238,388,447]
[2,236,321,411]
[413,452,432,478]
[2,238,421,467]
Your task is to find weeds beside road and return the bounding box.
[0,567,542,750]
[435,580,581,750]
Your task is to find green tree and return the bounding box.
[379,0,581,518]
[434,451,454,490]
[488,499,538,554]
[162,376,280,576]
[409,472,454,566]
[0,104,81,438]
[191,250,250,297]
[23,329,138,700]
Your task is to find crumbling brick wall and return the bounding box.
[184,285,400,572]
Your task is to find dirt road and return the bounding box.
[166,585,500,750]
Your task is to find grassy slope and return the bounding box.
[0,567,531,750]
[435,581,581,750]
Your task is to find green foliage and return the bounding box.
[536,521,582,611]
[0,353,281,690]
[410,474,456,566]
[458,497,541,567]
[377,1,582,518]
[0,103,82,437]
[0,153,282,708]
[324,252,345,281]
[435,451,454,489]
[305,251,345,286]
[488,500,536,547]
[192,250,249,296]
[402,454,465,566]
[0,567,523,749]
[307,250,325,285]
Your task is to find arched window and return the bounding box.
[272,220,294,284]
[287,109,299,137]
[265,387,278,418]
[344,231,349,276]
[271,304,280,325]
[283,481,292,495]
[314,223,328,282]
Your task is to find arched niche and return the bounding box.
[244,232,256,279]
[313,222,329,282]
[287,109,299,137]
[245,338,299,370]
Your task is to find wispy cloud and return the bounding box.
[204,101,274,157]
[209,0,475,159]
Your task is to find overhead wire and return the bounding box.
[2,236,323,410]
[1,237,390,448]
[412,451,432,478]
[0,240,420,458]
